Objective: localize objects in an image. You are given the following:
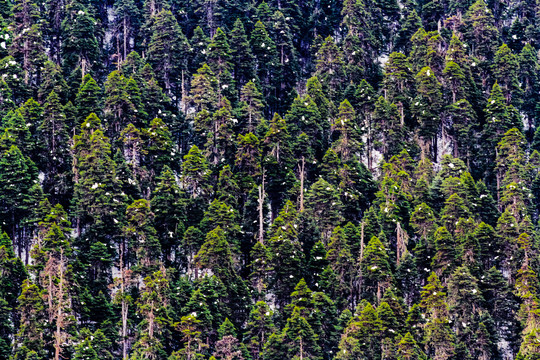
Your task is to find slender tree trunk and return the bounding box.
[23,38,29,84]
[120,242,129,360]
[299,157,305,212]
[54,248,65,360]
[182,70,187,114]
[123,17,128,61]
[258,171,265,244]
[116,34,121,70]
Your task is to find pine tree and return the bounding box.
[306,76,333,123]
[431,225,457,281]
[271,10,298,109]
[113,0,139,64]
[1,109,34,157]
[213,318,244,360]
[103,70,137,133]
[305,178,343,242]
[420,272,456,360]
[412,66,443,158]
[362,236,391,301]
[492,44,521,105]
[396,332,425,360]
[144,117,174,178]
[38,91,71,203]
[341,0,379,82]
[235,132,261,177]
[37,61,68,103]
[124,199,161,276]
[189,26,210,75]
[333,99,361,162]
[190,63,219,112]
[9,0,45,85]
[443,61,467,104]
[181,288,214,343]
[0,145,39,257]
[383,52,414,118]
[75,74,103,122]
[239,81,264,133]
[463,0,499,61]
[372,96,404,162]
[12,279,47,359]
[61,1,100,78]
[34,220,74,360]
[229,19,255,89]
[195,227,249,325]
[170,315,207,360]
[244,301,274,360]
[131,269,170,360]
[72,114,124,248]
[250,21,277,107]
[447,266,483,329]
[335,301,382,359]
[518,43,539,129]
[286,95,326,158]
[207,27,232,77]
[315,35,345,100]
[147,10,188,92]
[281,307,322,360]
[181,145,211,199]
[0,80,16,119]
[150,166,185,263]
[267,202,304,307]
[447,99,476,163]
[395,9,422,52]
[325,226,355,305]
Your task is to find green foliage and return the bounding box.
[2,2,540,360]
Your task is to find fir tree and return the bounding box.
[147,9,188,92]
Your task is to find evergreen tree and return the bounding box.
[75,74,103,123]
[113,0,139,64]
[9,0,45,85]
[0,145,39,257]
[150,166,185,263]
[61,1,100,78]
[463,0,499,61]
[315,35,345,100]
[420,272,456,360]
[147,10,188,92]
[229,18,255,89]
[130,269,170,360]
[38,91,71,203]
[412,66,443,158]
[124,199,161,276]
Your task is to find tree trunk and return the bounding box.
[258,172,265,244]
[123,17,128,61]
[299,157,305,212]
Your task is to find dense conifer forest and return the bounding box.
[2,0,540,358]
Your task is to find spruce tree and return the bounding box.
[38,91,71,203]
[61,1,100,78]
[9,0,45,85]
[147,9,188,92]
[229,19,255,89]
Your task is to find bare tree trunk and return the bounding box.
[123,17,128,61]
[299,157,305,212]
[120,242,129,360]
[116,34,121,70]
[258,171,265,244]
[181,70,187,114]
[54,248,65,360]
[396,222,408,265]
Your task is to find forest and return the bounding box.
[1,0,540,359]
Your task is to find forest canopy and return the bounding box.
[1,0,540,359]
